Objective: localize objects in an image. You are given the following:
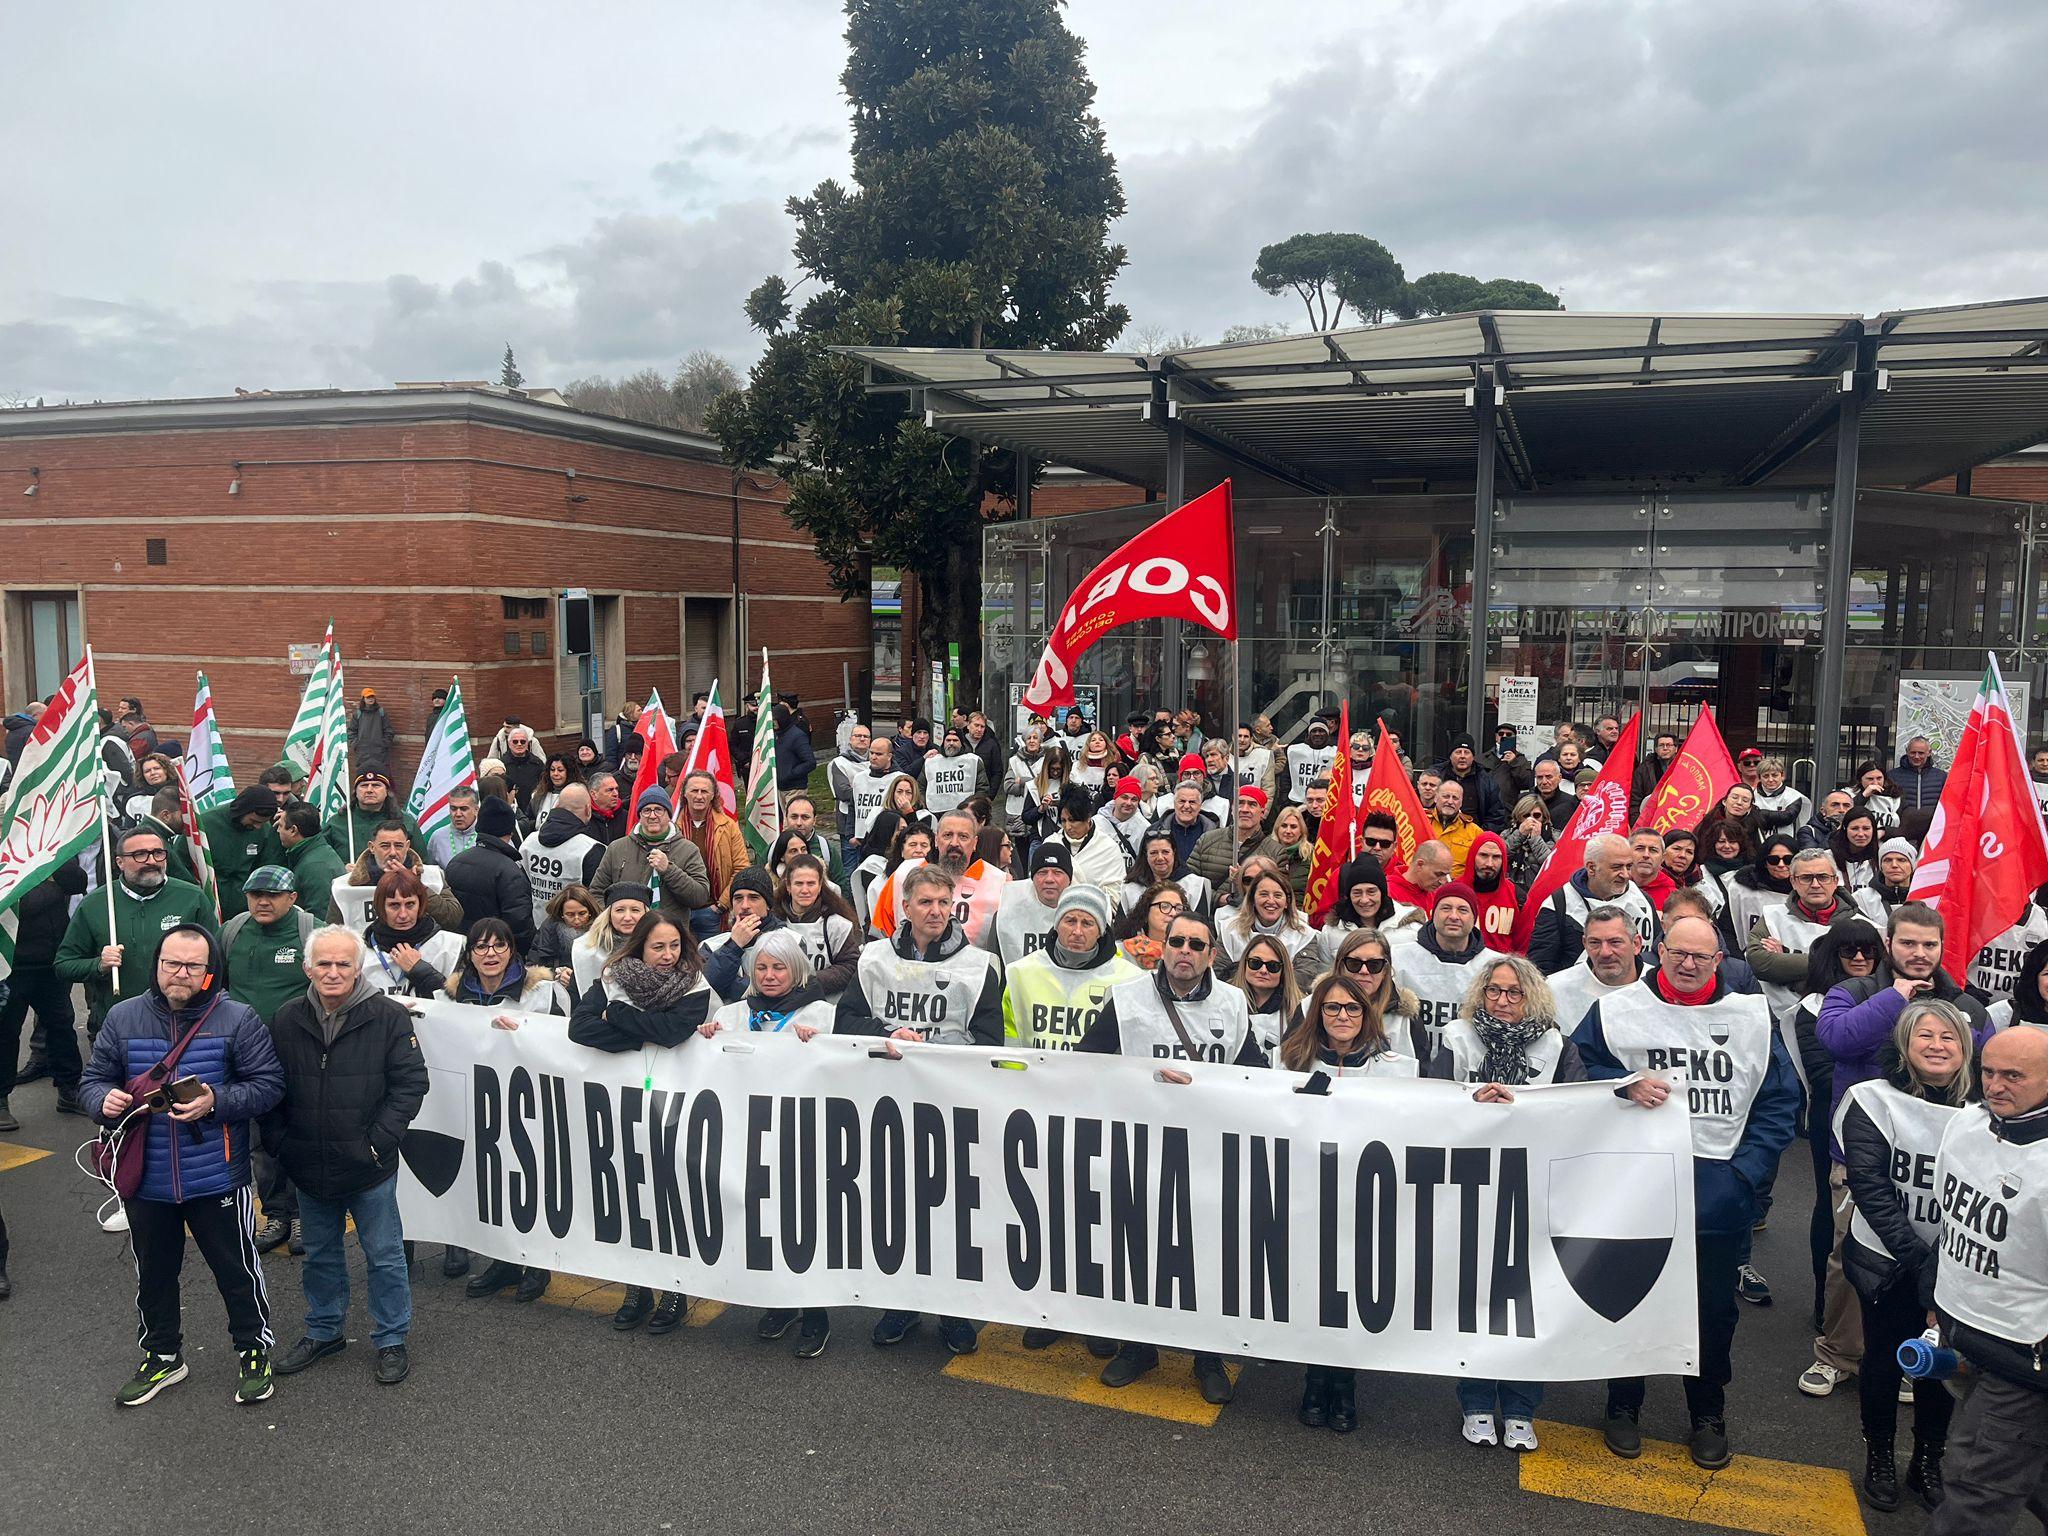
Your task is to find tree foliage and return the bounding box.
[1253,236,1563,327]
[500,345,524,390]
[563,350,741,431]
[708,0,1129,709]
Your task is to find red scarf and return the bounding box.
[1654,971,1716,1007]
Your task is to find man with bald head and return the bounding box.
[1574,912,1799,1472]
[520,781,606,930]
[1922,1026,2048,1531]
[1528,832,1656,974]
[1386,839,1452,924]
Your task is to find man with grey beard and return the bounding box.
[54,824,219,1035]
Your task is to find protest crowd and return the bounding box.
[6,644,2048,1533]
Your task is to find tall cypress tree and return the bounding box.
[709,0,1128,709]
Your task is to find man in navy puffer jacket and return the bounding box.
[79,922,284,1408]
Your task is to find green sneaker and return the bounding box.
[236,1347,274,1404]
[116,1353,188,1407]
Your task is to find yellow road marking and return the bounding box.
[943,1324,1238,1426]
[1520,1419,1866,1536]
[537,1274,725,1326]
[0,1140,53,1173]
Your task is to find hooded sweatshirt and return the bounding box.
[1464,830,1520,952]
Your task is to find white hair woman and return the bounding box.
[1429,952,1586,1454]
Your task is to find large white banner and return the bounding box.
[396,1002,1700,1379]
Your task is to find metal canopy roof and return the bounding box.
[841,299,2048,495]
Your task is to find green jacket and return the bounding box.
[325,800,429,864]
[201,807,285,914]
[280,834,349,915]
[54,876,221,1021]
[224,906,319,1023]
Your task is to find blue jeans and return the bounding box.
[1458,1378,1544,1419]
[687,907,722,941]
[299,1172,412,1349]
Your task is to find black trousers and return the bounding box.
[0,966,79,1093]
[1609,1228,1742,1423]
[126,1186,273,1357]
[253,1121,297,1223]
[1928,1372,2048,1534]
[1856,1280,1955,1448]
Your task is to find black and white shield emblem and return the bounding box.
[1547,1152,1678,1323]
[400,1066,470,1198]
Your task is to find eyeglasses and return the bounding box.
[1242,957,1282,974]
[159,959,207,976]
[1483,984,1525,1002]
[121,848,168,862]
[1665,947,1718,968]
[1793,870,1833,882]
[1164,935,1211,951]
[1342,956,1390,976]
[472,937,510,952]
[1322,1002,1365,1018]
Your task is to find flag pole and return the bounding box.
[86,647,121,995]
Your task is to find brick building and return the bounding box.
[0,385,867,779]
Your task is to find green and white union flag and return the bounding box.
[741,652,779,861]
[283,621,336,774]
[0,652,105,977]
[409,678,478,838]
[183,670,236,813]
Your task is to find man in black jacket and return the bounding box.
[1923,1026,2048,1531]
[268,925,429,1388]
[0,860,88,1127]
[1434,734,1506,831]
[445,797,535,952]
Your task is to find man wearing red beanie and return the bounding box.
[1095,774,1150,867]
[1391,877,1489,1051]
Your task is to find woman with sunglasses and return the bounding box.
[1320,928,1430,1062]
[1217,870,1317,981]
[1430,953,1584,1451]
[1782,920,1884,1338]
[453,918,564,1301]
[1118,881,1187,971]
[1503,795,1555,897]
[1722,832,1799,957]
[1276,969,1408,1434]
[1837,999,1978,1510]
[1231,934,1303,1061]
[569,911,713,1336]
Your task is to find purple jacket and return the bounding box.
[1814,967,1991,1158]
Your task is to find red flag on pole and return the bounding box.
[682,681,738,816]
[628,693,678,817]
[1304,703,1355,925]
[1638,706,1741,835]
[1511,713,1644,952]
[1020,481,1238,713]
[1357,722,1432,879]
[1906,657,2048,987]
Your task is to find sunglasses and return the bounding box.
[1362,837,1395,852]
[1165,935,1211,951]
[1242,956,1282,974]
[1840,943,1880,961]
[1341,955,1390,976]
[1765,854,1793,866]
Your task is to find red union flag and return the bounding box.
[1304,702,1356,925]
[1020,481,1238,712]
[1639,707,1740,834]
[1907,657,2048,986]
[1511,713,1643,952]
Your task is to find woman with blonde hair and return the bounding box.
[1429,952,1585,1453]
[1267,804,1315,902]
[1231,933,1303,1062]
[1218,869,1316,978]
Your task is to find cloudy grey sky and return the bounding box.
[3,0,2042,402]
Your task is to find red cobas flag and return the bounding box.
[1639,707,1741,834]
[1020,481,1238,712]
[1510,713,1644,952]
[1907,657,2048,986]
[1358,722,1432,880]
[1304,703,1355,925]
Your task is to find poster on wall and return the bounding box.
[1011,683,1099,739]
[1897,671,2032,767]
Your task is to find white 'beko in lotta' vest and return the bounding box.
[1835,1080,1960,1260]
[1591,983,1771,1160]
[1547,960,1632,1037]
[1755,899,1839,1029]
[992,884,1060,967]
[1389,936,1484,1053]
[1105,973,1252,1064]
[852,938,1001,1047]
[923,754,981,815]
[520,827,601,927]
[1285,742,1336,803]
[1435,1020,1567,1084]
[1933,1105,2048,1346]
[850,769,904,841]
[1554,879,1656,950]
[783,911,857,983]
[1970,901,2048,1001]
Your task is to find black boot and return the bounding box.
[1298,1366,1328,1429]
[513,1268,550,1303]
[465,1259,521,1297]
[646,1291,687,1335]
[1327,1371,1357,1434]
[612,1286,653,1331]
[1905,1440,1945,1509]
[1862,1440,1900,1512]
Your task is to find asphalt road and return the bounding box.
[0,1075,1932,1536]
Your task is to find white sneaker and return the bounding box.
[1797,1359,1850,1397]
[1503,1417,1539,1452]
[1462,1412,1499,1446]
[1898,1376,1915,1404]
[100,1205,130,1233]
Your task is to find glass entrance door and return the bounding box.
[1488,493,1830,777]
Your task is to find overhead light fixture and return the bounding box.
[229,462,242,496]
[23,467,39,497]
